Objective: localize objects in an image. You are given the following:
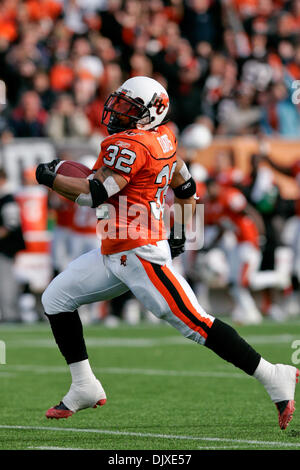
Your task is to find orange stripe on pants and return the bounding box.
[161,264,213,330]
[138,257,210,339]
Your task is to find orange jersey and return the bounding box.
[205,187,259,247]
[93,125,177,254]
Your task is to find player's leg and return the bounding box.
[247,244,289,291]
[41,248,129,418]
[106,248,299,430]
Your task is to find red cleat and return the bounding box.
[275,369,299,430]
[93,399,107,408]
[46,398,107,420]
[276,400,296,430]
[46,402,73,420]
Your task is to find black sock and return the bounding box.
[205,318,261,375]
[45,310,88,364]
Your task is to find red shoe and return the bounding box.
[45,379,107,419]
[275,369,299,430]
[276,400,296,430]
[46,398,106,420]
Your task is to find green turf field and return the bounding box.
[0,318,300,450]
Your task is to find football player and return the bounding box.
[36,76,298,429]
[262,155,300,315]
[204,178,289,325]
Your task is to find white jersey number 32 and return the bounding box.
[150,162,176,220]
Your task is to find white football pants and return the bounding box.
[226,242,289,324]
[227,242,287,290]
[42,241,215,345]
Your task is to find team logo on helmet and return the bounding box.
[153,93,169,115]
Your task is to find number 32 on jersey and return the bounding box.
[103,142,176,221]
[150,162,176,220]
[103,144,136,174]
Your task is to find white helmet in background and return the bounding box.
[189,162,208,182]
[179,123,212,149]
[102,76,170,134]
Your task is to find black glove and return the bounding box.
[168,223,186,259]
[36,159,60,188]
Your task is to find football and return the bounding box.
[55,160,93,178]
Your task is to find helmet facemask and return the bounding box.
[102,91,153,135]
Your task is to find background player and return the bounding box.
[204,177,289,325]
[262,155,300,316]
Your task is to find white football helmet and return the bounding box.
[102,76,169,134]
[179,123,212,149]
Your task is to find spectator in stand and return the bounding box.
[260,81,300,137]
[85,62,124,138]
[50,60,74,93]
[0,81,12,143]
[9,90,47,137]
[181,0,222,48]
[32,70,57,112]
[46,93,91,140]
[217,84,261,136]
[93,36,119,65]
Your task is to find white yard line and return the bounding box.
[1,321,300,333]
[244,334,299,344]
[4,364,247,379]
[95,367,246,379]
[4,333,300,349]
[0,425,299,448]
[28,446,85,450]
[27,446,83,450]
[196,446,253,449]
[4,337,188,348]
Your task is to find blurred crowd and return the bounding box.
[0,0,300,142]
[1,0,300,325]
